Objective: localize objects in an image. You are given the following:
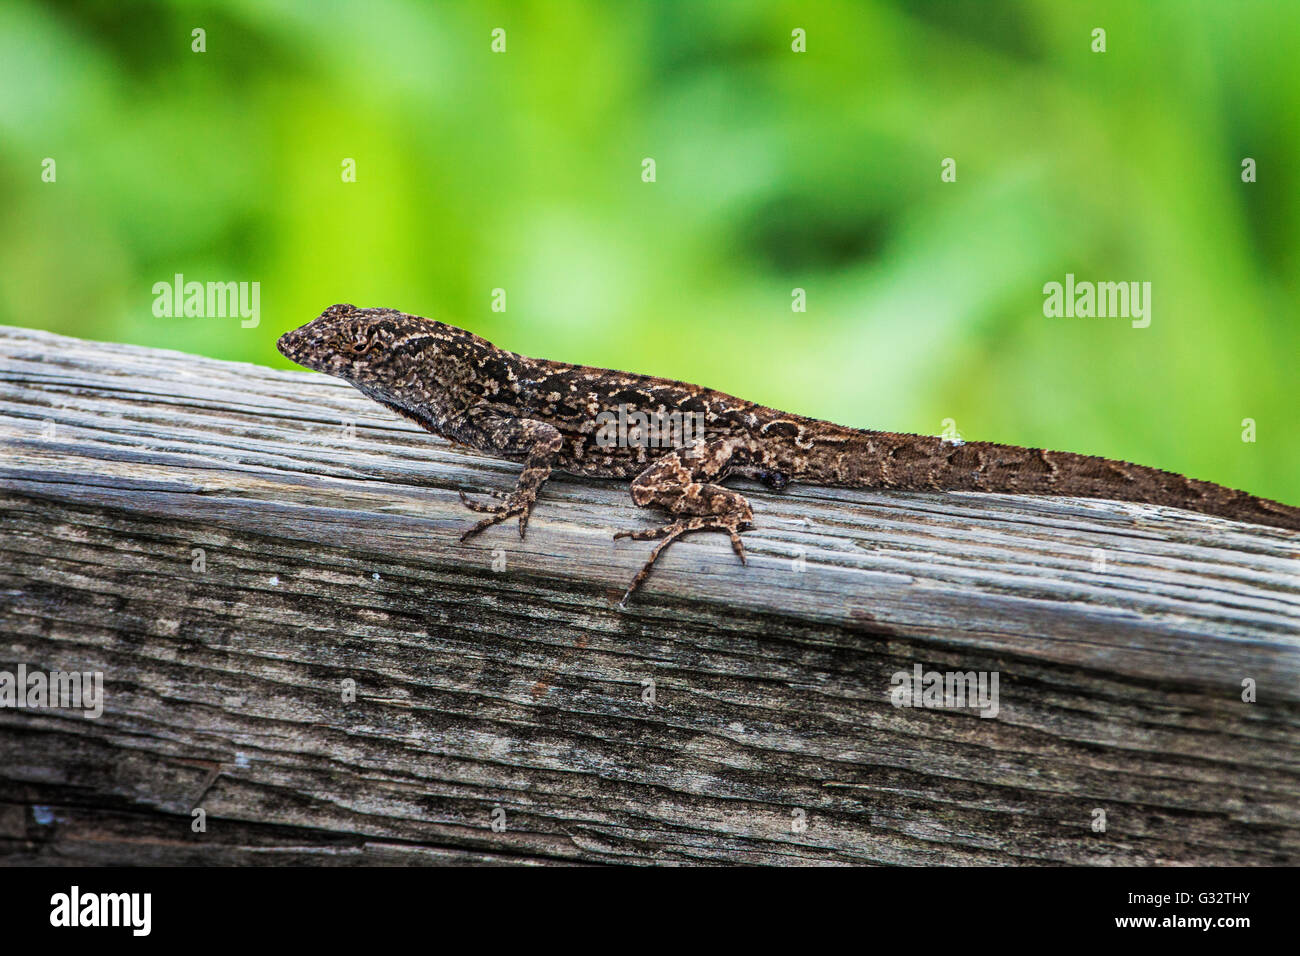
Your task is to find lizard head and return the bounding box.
[277,305,493,423]
[277,304,404,378]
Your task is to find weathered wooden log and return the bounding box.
[1,325,1297,865]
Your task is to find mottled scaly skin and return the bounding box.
[279,305,1300,601]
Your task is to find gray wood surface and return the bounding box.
[1,325,1297,865]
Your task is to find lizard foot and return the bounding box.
[614,514,749,606]
[458,490,536,540]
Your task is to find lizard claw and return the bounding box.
[458,489,537,542]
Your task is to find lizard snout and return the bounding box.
[277,326,313,365]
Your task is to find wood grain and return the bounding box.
[1,325,1297,865]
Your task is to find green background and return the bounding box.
[3,1,1296,501]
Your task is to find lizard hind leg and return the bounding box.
[615,512,750,605]
[615,439,754,605]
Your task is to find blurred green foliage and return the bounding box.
[2,0,1297,499]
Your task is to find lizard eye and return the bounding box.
[344,329,378,355]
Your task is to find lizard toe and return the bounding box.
[727,530,747,565]
[458,490,502,514]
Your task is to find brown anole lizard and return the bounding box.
[279,305,1300,604]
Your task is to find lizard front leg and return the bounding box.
[457,412,563,541]
[615,437,754,605]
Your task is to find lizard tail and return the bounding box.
[842,431,1300,531]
